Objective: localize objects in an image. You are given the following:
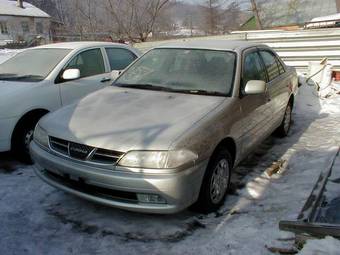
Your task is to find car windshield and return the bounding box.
[0,48,71,82]
[115,48,236,96]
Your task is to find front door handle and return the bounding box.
[101,77,111,83]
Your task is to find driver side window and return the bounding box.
[242,51,266,90]
[66,48,105,79]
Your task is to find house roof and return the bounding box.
[311,13,340,22]
[0,0,50,18]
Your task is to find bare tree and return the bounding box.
[106,0,172,42]
[221,1,242,33]
[202,0,223,35]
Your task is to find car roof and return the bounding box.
[34,41,132,50]
[154,40,266,52]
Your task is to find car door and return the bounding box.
[239,48,273,155]
[104,47,138,73]
[258,49,289,128]
[57,48,111,106]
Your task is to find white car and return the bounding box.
[0,42,140,162]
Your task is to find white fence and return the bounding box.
[135,28,340,73]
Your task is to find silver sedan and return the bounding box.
[31,40,298,214]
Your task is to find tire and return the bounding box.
[192,148,232,213]
[275,102,292,137]
[12,120,37,164]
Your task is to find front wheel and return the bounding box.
[12,121,37,164]
[192,148,232,213]
[276,103,292,137]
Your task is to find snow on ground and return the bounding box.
[0,49,20,64]
[298,236,340,255]
[0,84,340,255]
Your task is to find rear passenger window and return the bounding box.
[243,51,267,88]
[105,48,137,71]
[277,59,285,74]
[259,51,280,81]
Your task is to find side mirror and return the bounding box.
[244,80,266,95]
[62,69,80,80]
[110,70,121,80]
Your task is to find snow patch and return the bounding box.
[299,236,340,255]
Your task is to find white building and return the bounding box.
[0,0,51,46]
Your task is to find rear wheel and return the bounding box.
[276,103,292,137]
[192,148,232,213]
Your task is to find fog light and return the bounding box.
[137,194,166,204]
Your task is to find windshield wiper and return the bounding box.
[174,89,227,96]
[115,83,173,92]
[115,83,227,96]
[0,74,43,81]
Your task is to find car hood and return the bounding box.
[41,86,227,152]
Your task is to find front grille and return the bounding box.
[49,137,124,165]
[91,148,123,164]
[69,142,94,160]
[45,170,138,203]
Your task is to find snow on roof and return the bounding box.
[311,13,340,22]
[0,0,50,18]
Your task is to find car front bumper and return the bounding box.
[31,141,208,214]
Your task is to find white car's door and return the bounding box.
[58,48,112,106]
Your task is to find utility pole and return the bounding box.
[250,0,263,30]
[336,0,340,13]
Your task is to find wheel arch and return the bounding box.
[211,137,237,167]
[11,108,50,146]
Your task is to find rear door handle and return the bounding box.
[101,77,111,83]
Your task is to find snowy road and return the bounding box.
[1,85,340,255]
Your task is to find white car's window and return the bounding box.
[259,50,280,81]
[243,51,267,89]
[66,48,105,78]
[0,48,71,82]
[105,48,137,71]
[115,48,236,96]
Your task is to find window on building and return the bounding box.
[21,21,30,33]
[0,22,8,34]
[36,22,43,34]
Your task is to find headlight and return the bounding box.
[33,124,49,148]
[118,150,198,169]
